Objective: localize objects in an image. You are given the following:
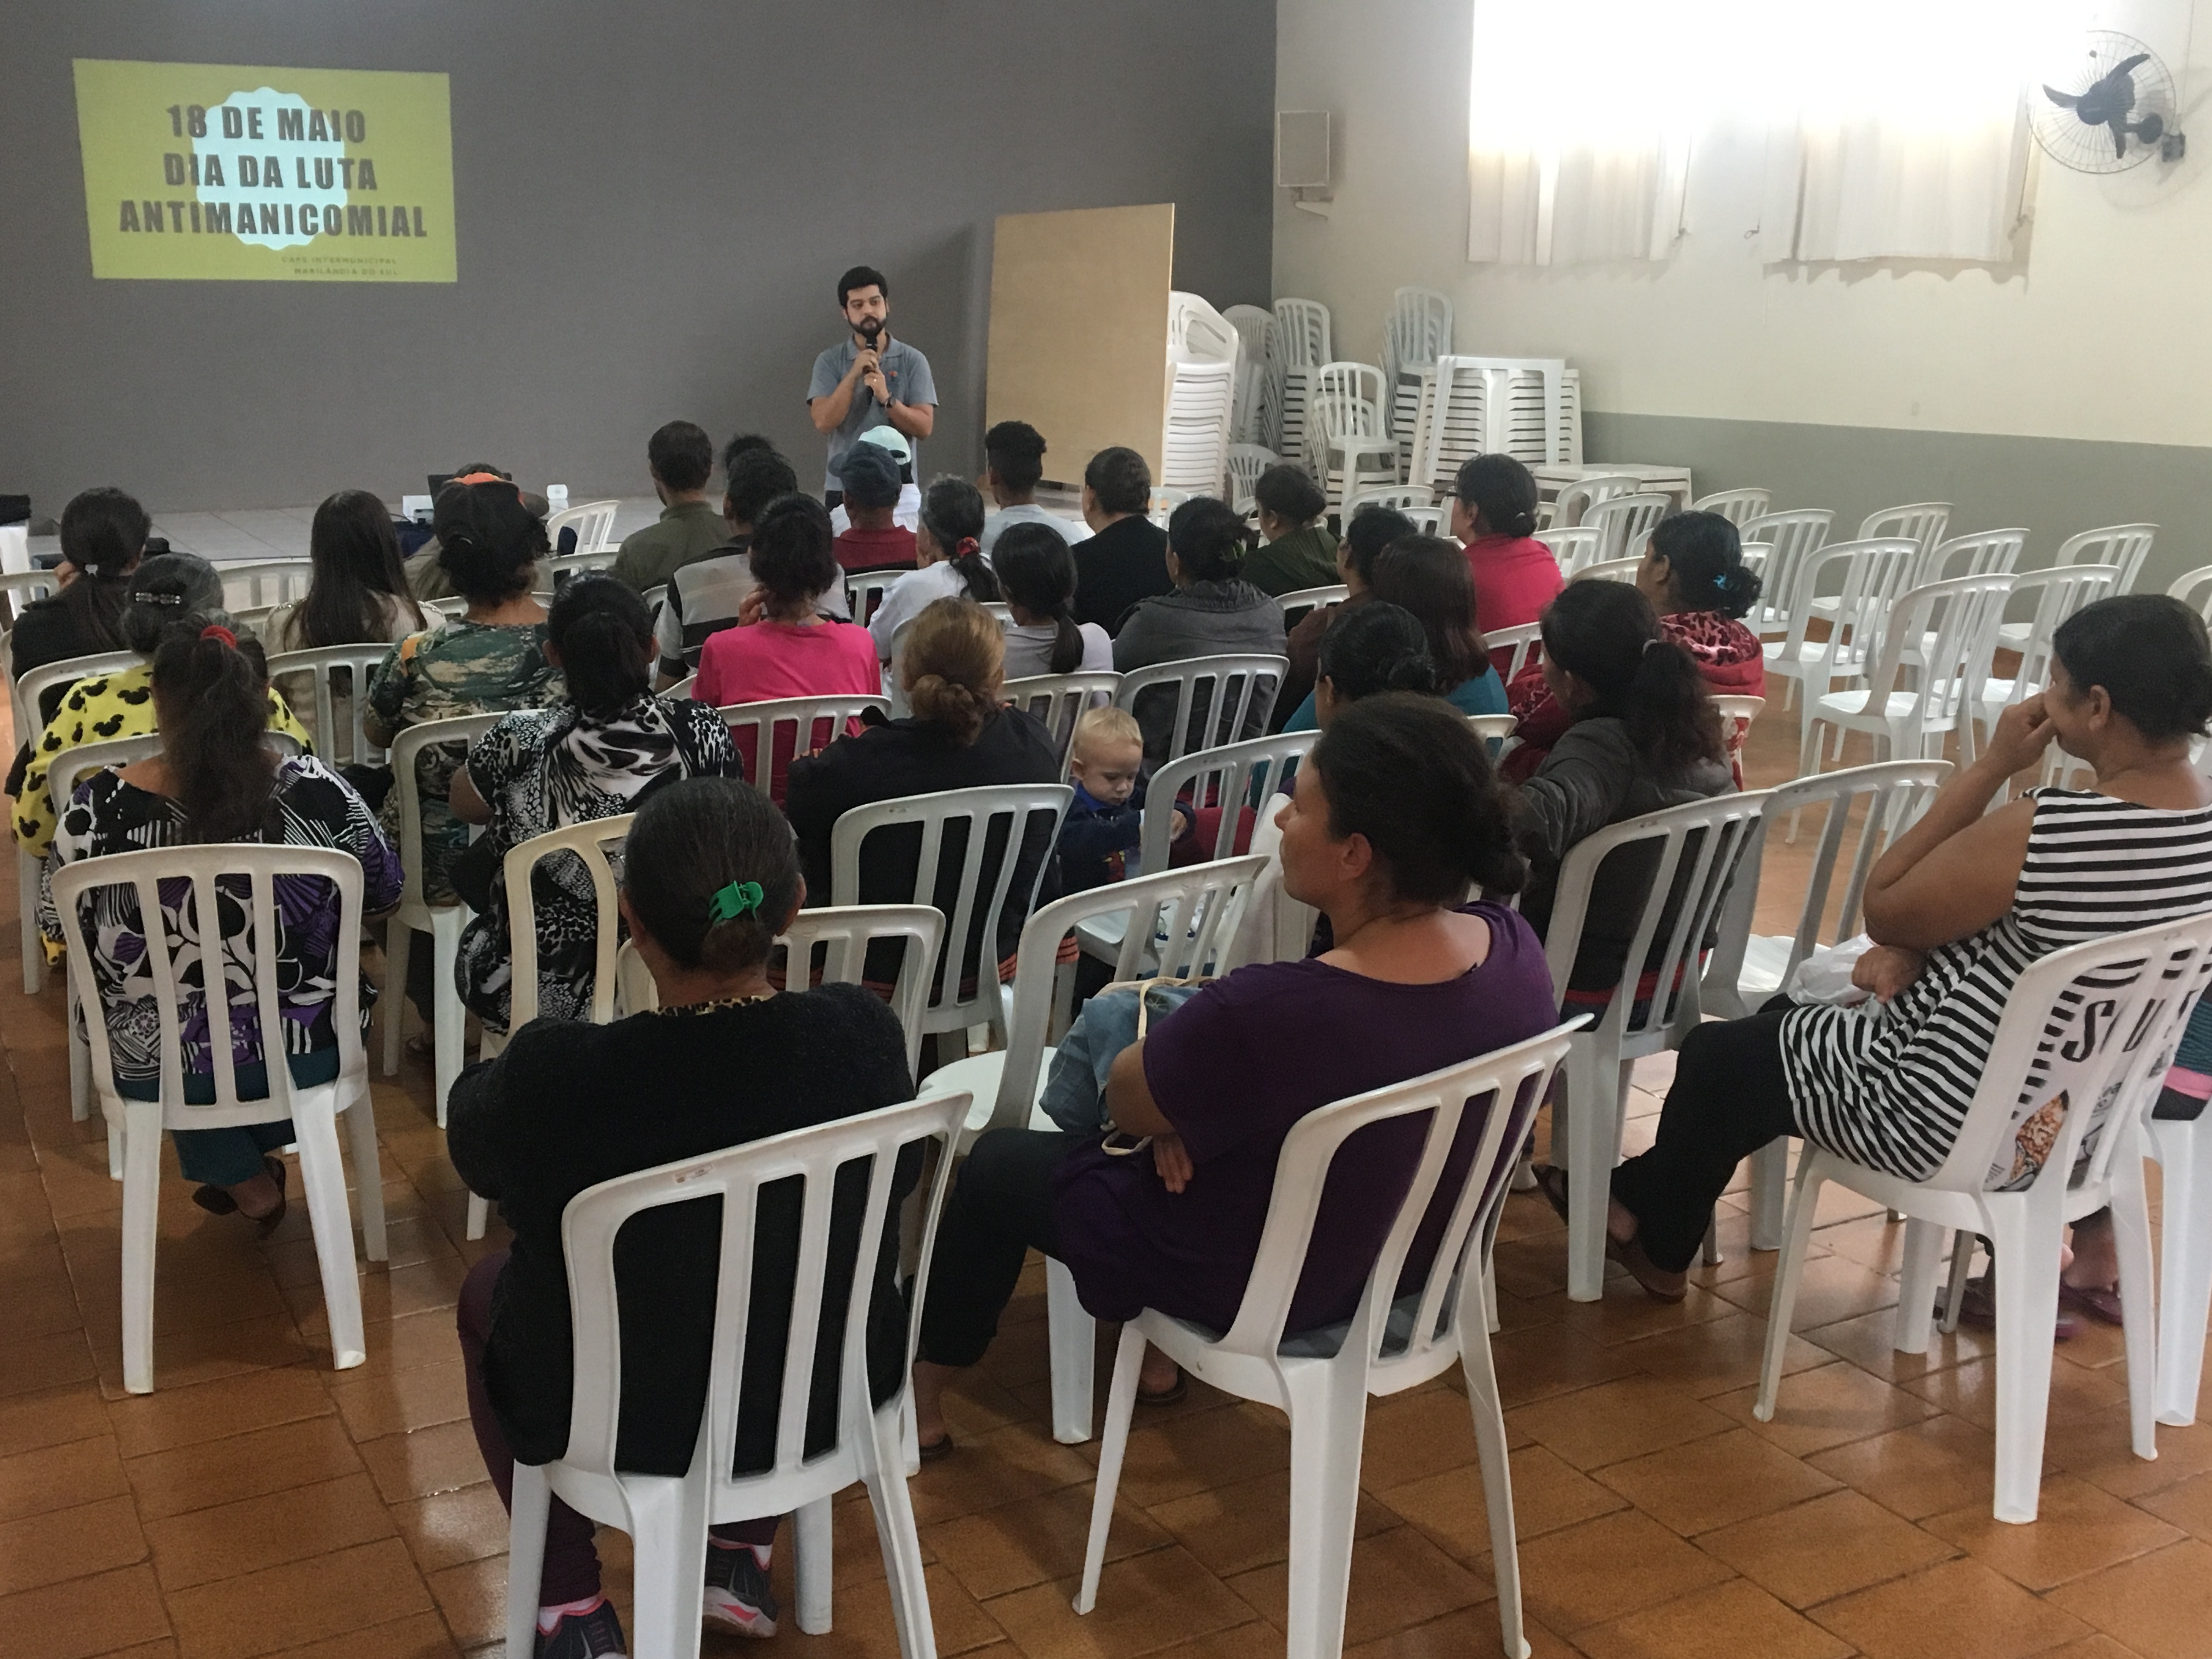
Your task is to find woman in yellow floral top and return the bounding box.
[13,553,312,861]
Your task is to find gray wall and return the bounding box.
[1589,414,2212,597]
[0,1,1277,514]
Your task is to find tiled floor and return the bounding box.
[4,712,2210,1659]
[19,500,667,569]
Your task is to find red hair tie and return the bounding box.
[957,537,981,559]
[199,624,238,648]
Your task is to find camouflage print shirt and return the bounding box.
[366,619,561,904]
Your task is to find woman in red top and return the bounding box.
[1451,453,1563,678]
[1500,509,1766,785]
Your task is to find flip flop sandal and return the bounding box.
[2060,1282,2125,1326]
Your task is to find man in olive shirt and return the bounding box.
[611,421,728,592]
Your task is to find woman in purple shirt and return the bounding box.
[911,695,1558,1452]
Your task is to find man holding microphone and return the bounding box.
[808,265,936,507]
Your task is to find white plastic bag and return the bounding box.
[1785,933,1877,1008]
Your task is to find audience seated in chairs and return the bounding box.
[1241,464,1340,597]
[785,596,1060,986]
[261,489,428,657]
[608,420,726,595]
[653,443,804,690]
[1274,503,1416,731]
[994,522,1113,681]
[450,777,918,1659]
[980,420,1087,560]
[691,494,880,721]
[1503,509,1764,785]
[910,694,1558,1449]
[1451,453,1562,678]
[830,441,918,573]
[1113,496,1289,766]
[13,552,314,862]
[6,487,146,798]
[1282,534,1503,731]
[1552,595,2212,1302]
[866,478,1001,667]
[449,576,740,1035]
[1072,447,1171,632]
[1509,579,1735,1012]
[40,616,398,1228]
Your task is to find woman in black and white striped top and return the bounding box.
[1541,594,2212,1301]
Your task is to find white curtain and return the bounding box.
[1469,0,2053,268]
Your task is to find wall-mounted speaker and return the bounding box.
[1275,110,1331,190]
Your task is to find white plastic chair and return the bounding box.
[715,695,889,806]
[2147,1091,2212,1425]
[265,644,396,768]
[379,712,503,1124]
[0,568,60,630]
[12,648,142,994]
[1224,309,1275,446]
[1737,510,1835,640]
[829,783,1073,1063]
[1544,791,1772,1300]
[544,548,619,585]
[2055,523,2157,594]
[1755,912,2212,1521]
[1224,444,1277,516]
[1691,488,1771,526]
[2170,564,2212,626]
[1113,654,1289,765]
[664,673,698,701]
[1571,556,1642,585]
[1266,299,1331,460]
[1856,503,1953,562]
[1076,1023,1584,1659]
[1550,475,1643,529]
[505,1090,969,1659]
[1971,566,2124,751]
[50,844,388,1394]
[1584,492,1673,566]
[1702,761,1952,1246]
[921,858,1271,1444]
[1163,357,1239,497]
[1488,623,1543,684]
[1001,673,1120,776]
[1276,584,1347,630]
[1915,528,2027,589]
[1710,693,1764,784]
[1466,713,1516,747]
[1305,363,1399,507]
[1531,526,1599,578]
[545,499,621,556]
[1341,486,1435,517]
[216,558,314,612]
[1381,287,1453,428]
[844,571,909,628]
[1802,573,2015,777]
[1763,539,1920,749]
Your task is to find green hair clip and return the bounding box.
[706,879,765,925]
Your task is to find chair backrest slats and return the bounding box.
[1113,653,1289,767]
[1738,509,1835,635]
[1856,502,1952,560]
[265,644,397,767]
[1690,487,1771,526]
[715,695,889,805]
[505,815,634,1029]
[1773,538,1918,675]
[1001,673,1119,777]
[388,713,505,911]
[2058,523,2157,591]
[1584,493,1673,564]
[1142,731,1318,872]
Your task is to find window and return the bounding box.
[1468,0,2073,266]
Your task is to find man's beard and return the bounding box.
[855,317,884,343]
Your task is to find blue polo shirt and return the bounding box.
[808,335,937,492]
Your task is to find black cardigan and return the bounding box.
[782,705,1064,983]
[447,985,916,1474]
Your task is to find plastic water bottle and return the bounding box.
[546,483,569,512]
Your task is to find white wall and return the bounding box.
[1272,0,2212,449]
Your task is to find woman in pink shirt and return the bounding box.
[693,494,880,794]
[1449,453,1563,678]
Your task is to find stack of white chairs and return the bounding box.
[1691,488,1771,526]
[545,498,620,558]
[1304,362,1400,507]
[1265,298,1330,462]
[1543,791,1771,1299]
[1224,443,1277,516]
[1380,286,1453,475]
[1756,912,2212,1522]
[1401,356,1578,496]
[1164,292,1240,498]
[1737,509,1835,641]
[1074,1023,1580,1659]
[1223,305,1274,445]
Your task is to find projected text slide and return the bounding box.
[74,59,456,283]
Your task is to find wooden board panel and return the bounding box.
[986,203,1173,484]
